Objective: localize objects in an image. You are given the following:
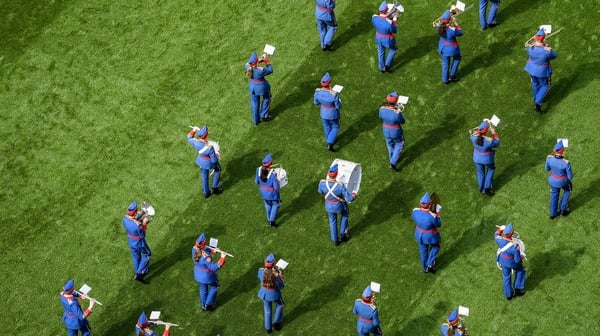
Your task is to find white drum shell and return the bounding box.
[273,168,288,188]
[330,159,362,194]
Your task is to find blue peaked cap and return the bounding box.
[505,223,514,235]
[262,153,273,166]
[265,253,275,266]
[196,233,206,245]
[420,192,431,204]
[441,9,451,20]
[198,126,208,138]
[64,279,75,291]
[362,285,373,298]
[329,164,338,173]
[554,140,564,152]
[248,51,258,64]
[128,201,137,212]
[448,310,459,324]
[138,311,148,326]
[379,1,388,12]
[321,72,331,85]
[478,120,489,131]
[536,28,546,37]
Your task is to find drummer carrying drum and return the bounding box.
[255,153,281,228]
[318,164,357,246]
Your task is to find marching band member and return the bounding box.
[192,233,226,311]
[437,9,463,84]
[440,310,465,336]
[135,311,172,336]
[123,201,152,283]
[315,0,337,51]
[412,192,442,273]
[470,120,500,196]
[245,51,273,125]
[318,164,356,245]
[255,153,281,228]
[371,1,398,73]
[495,223,526,300]
[257,253,285,333]
[314,72,342,152]
[378,91,406,171]
[60,279,95,336]
[545,140,573,219]
[479,0,500,30]
[524,28,557,113]
[187,126,222,198]
[353,286,382,336]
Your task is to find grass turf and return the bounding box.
[0,0,599,335]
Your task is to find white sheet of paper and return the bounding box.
[557,138,569,147]
[209,238,218,247]
[456,0,466,12]
[370,281,381,293]
[490,114,500,127]
[398,95,409,104]
[263,44,276,55]
[79,284,92,295]
[539,25,552,34]
[149,311,161,320]
[458,305,470,316]
[332,85,344,93]
[275,259,289,270]
[396,4,405,13]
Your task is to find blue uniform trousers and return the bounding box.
[200,166,221,196]
[322,118,340,145]
[418,243,440,272]
[479,0,500,29]
[441,54,461,83]
[263,200,280,222]
[66,327,91,336]
[317,19,336,48]
[129,245,151,275]
[328,210,349,243]
[530,75,551,105]
[501,265,526,298]
[377,43,397,71]
[549,181,571,216]
[199,281,219,307]
[250,92,272,124]
[475,162,495,192]
[385,137,404,165]
[262,298,284,331]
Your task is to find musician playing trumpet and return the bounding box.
[436,9,463,84]
[378,91,406,171]
[524,28,557,113]
[440,310,465,336]
[494,223,526,300]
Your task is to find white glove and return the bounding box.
[499,225,506,231]
[192,126,200,132]
[435,204,442,213]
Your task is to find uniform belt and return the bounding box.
[416,226,437,233]
[317,5,333,13]
[261,185,275,191]
[128,234,140,239]
[474,149,494,155]
[195,266,212,272]
[550,172,567,179]
[321,105,335,109]
[250,79,265,83]
[326,199,340,203]
[383,122,401,129]
[66,313,76,317]
[500,253,513,260]
[262,286,276,290]
[527,59,550,66]
[376,32,395,39]
[199,155,211,160]
[441,40,458,47]
[359,317,373,322]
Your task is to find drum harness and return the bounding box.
[324,180,345,203]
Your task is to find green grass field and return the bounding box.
[1,0,599,335]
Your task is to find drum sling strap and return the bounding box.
[497,240,514,256]
[325,181,344,202]
[198,145,210,155]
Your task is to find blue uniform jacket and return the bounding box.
[524,46,557,77]
[438,27,462,56]
[314,88,342,120]
[545,155,573,187]
[123,216,147,249]
[412,208,441,244]
[379,106,405,139]
[495,233,523,268]
[372,15,397,48]
[318,179,355,213]
[353,299,381,333]
[187,135,219,170]
[193,248,221,284]
[470,134,499,164]
[255,167,281,201]
[60,292,89,330]
[257,268,285,302]
[315,0,336,21]
[246,64,273,96]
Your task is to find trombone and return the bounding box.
[432,3,472,27]
[524,28,562,48]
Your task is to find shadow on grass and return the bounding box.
[103,300,160,335]
[546,61,600,113]
[285,274,352,324]
[569,177,600,212]
[460,29,520,79]
[281,180,322,223]
[393,301,448,336]
[331,9,373,52]
[501,0,546,20]
[218,262,260,307]
[395,34,438,70]
[336,108,381,149]
[527,246,585,291]
[493,136,547,193]
[224,150,262,189]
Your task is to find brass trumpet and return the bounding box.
[432,3,472,27]
[524,28,562,48]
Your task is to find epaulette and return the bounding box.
[205,257,212,262]
[315,88,322,92]
[563,159,570,163]
[547,155,554,158]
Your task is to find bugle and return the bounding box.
[458,317,469,336]
[135,201,156,223]
[209,247,234,258]
[75,291,104,306]
[524,28,562,48]
[152,320,180,327]
[386,1,405,20]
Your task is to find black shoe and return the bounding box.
[273,322,283,331]
[266,329,273,334]
[390,164,397,171]
[380,69,386,74]
[260,116,272,122]
[534,104,543,113]
[426,266,436,274]
[506,296,513,301]
[201,305,207,311]
[334,240,341,246]
[449,76,460,82]
[268,221,278,228]
[443,81,450,85]
[133,274,148,284]
[341,234,349,242]
[327,144,335,152]
[206,305,216,312]
[488,22,497,28]
[561,209,570,217]
[514,289,525,297]
[204,192,212,199]
[484,188,495,196]
[211,187,223,195]
[550,214,559,219]
[385,66,392,73]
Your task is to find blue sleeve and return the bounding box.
[372,308,380,326]
[335,95,342,110]
[342,186,355,202]
[545,157,551,171]
[434,216,442,228]
[514,248,522,263]
[257,269,264,282]
[314,91,320,105]
[566,162,573,180]
[318,182,325,194]
[397,112,405,124]
[276,276,285,289]
[272,174,280,192]
[255,168,260,184]
[264,64,273,76]
[391,23,397,34]
[491,138,500,148]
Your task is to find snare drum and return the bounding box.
[330,159,362,193]
[273,168,288,188]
